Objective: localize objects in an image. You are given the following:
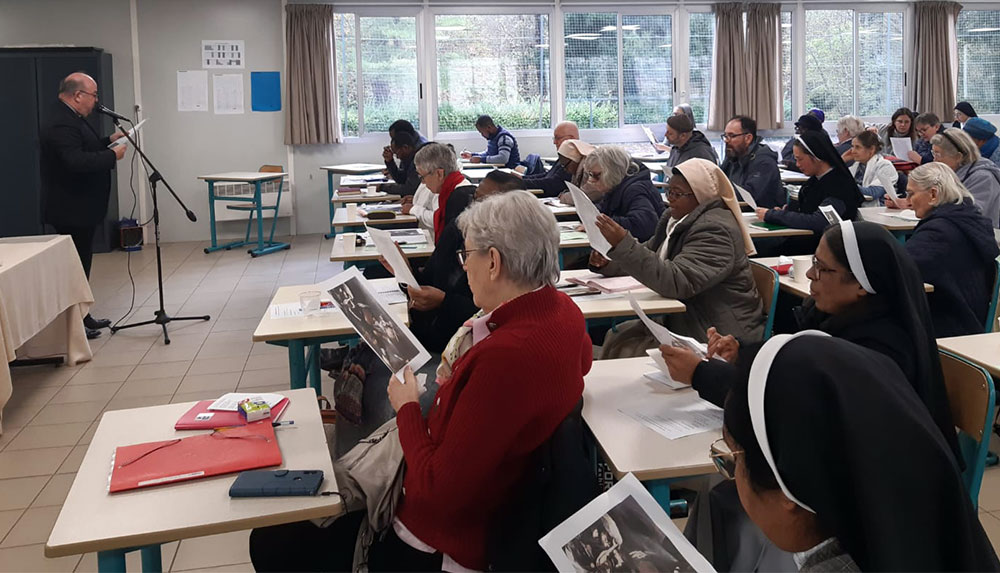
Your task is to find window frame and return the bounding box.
[956,5,1000,117]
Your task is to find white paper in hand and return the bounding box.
[890,137,913,159]
[108,118,147,148]
[367,226,422,291]
[627,293,708,358]
[567,182,613,259]
[734,184,758,210]
[819,204,843,225]
[879,173,902,203]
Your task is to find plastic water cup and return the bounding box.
[299,291,322,316]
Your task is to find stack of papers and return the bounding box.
[208,392,285,412]
[618,393,723,440]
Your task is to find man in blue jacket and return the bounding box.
[461,115,520,169]
[720,116,785,208]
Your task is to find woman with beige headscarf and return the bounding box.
[590,158,765,358]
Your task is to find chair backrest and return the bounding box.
[749,260,780,340]
[985,258,1000,333]
[259,164,283,173]
[939,349,996,507]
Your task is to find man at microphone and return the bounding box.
[40,72,128,339]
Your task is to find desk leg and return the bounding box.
[140,545,163,572]
[288,340,307,390]
[97,550,126,573]
[646,479,688,516]
[306,342,322,394]
[325,172,338,239]
[255,181,265,253]
[204,181,219,253]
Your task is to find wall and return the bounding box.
[0,0,138,222]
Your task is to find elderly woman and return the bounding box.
[953,101,978,128]
[964,117,1000,167]
[875,107,917,153]
[590,158,764,356]
[844,131,899,204]
[406,142,470,241]
[525,138,594,198]
[834,115,865,158]
[250,192,592,572]
[903,163,1000,337]
[580,145,665,242]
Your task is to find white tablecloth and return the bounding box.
[0,235,94,433]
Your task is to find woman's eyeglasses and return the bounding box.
[667,189,695,200]
[456,248,486,265]
[811,255,850,279]
[709,438,743,480]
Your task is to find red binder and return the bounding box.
[109,420,282,493]
[174,398,289,430]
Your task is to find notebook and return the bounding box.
[174,398,289,430]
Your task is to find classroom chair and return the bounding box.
[226,164,285,256]
[939,350,996,507]
[985,258,1000,333]
[749,261,780,340]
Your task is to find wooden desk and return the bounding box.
[320,164,387,239]
[584,357,719,481]
[859,206,919,242]
[560,269,686,320]
[329,230,435,267]
[331,191,401,205]
[779,169,809,184]
[254,282,409,390]
[198,172,290,257]
[937,333,1000,378]
[459,158,506,167]
[746,221,814,239]
[752,256,934,297]
[331,209,418,231]
[45,388,340,572]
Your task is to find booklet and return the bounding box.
[566,272,644,294]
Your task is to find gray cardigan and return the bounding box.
[596,199,765,343]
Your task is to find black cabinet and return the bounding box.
[0,47,119,252]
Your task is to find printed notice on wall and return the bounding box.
[177,70,208,112]
[213,74,244,115]
[202,40,244,68]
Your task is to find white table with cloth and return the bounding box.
[0,235,94,432]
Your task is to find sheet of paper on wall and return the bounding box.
[627,293,707,358]
[213,73,244,114]
[890,137,913,159]
[567,182,613,258]
[367,226,422,291]
[177,70,208,112]
[108,119,147,149]
[618,392,724,440]
[202,40,245,69]
[734,184,758,210]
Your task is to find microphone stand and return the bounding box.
[108,116,210,344]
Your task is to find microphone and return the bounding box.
[96,104,132,123]
[186,210,198,223]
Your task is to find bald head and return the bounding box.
[58,72,99,117]
[553,121,580,151]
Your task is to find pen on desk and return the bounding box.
[273,421,295,427]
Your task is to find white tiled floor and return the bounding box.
[1,233,1000,571]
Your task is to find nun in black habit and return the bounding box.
[757,131,864,254]
[719,333,999,571]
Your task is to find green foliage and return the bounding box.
[438,101,551,132]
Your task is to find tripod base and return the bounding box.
[110,310,210,345]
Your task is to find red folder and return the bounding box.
[174,398,289,430]
[109,420,282,493]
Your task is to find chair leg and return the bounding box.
[244,211,254,244]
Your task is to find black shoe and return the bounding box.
[84,315,112,329]
[320,346,349,372]
[86,327,102,340]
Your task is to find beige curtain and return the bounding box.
[745,4,783,130]
[910,2,963,119]
[708,3,750,131]
[285,4,339,145]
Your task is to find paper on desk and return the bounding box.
[367,226,422,291]
[109,118,147,148]
[734,184,758,210]
[619,393,723,440]
[645,350,689,390]
[627,293,707,358]
[567,182,612,258]
[890,137,913,159]
[209,392,285,412]
[888,209,920,221]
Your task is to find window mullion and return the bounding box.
[355,14,365,136]
[617,12,625,128]
[853,10,860,117]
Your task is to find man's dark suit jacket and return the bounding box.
[40,101,116,227]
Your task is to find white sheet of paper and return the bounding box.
[375,285,409,305]
[619,392,723,440]
[567,182,613,258]
[177,70,208,112]
[269,302,303,319]
[644,350,689,389]
[819,204,843,225]
[641,125,658,147]
[627,293,707,358]
[367,226,422,291]
[213,73,244,114]
[734,184,758,210]
[108,119,147,148]
[878,173,902,203]
[889,209,920,221]
[890,137,913,159]
[539,473,716,572]
[208,392,285,412]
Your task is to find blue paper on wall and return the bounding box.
[250,71,281,112]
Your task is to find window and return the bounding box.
[689,13,714,125]
[781,11,792,122]
[958,10,1000,114]
[435,14,550,133]
[565,12,673,128]
[804,10,903,119]
[334,15,419,137]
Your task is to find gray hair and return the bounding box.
[457,190,560,288]
[673,103,695,126]
[837,115,865,138]
[583,145,639,189]
[908,162,974,206]
[930,128,981,167]
[414,142,458,176]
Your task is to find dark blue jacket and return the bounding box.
[476,126,520,168]
[721,137,784,208]
[596,165,665,242]
[905,199,999,337]
[914,138,934,164]
[523,162,572,197]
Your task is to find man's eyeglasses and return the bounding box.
[709,438,743,480]
[721,132,750,142]
[76,90,99,100]
[456,248,486,265]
